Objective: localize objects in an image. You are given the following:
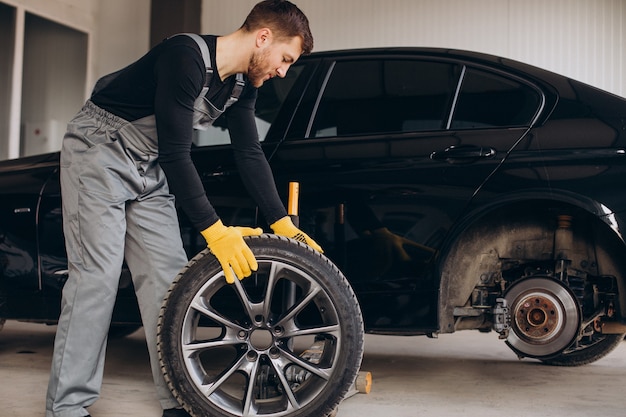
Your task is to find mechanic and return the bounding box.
[45,1,320,417]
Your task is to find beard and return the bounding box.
[247,48,271,88]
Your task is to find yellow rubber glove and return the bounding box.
[201,220,263,284]
[270,216,323,252]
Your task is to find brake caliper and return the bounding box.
[492,297,510,338]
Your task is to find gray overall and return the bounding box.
[46,34,243,417]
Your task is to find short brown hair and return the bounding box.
[242,0,314,55]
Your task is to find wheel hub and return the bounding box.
[504,277,581,359]
[249,328,274,351]
[513,294,561,341]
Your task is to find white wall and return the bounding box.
[1,0,151,92]
[0,0,150,158]
[20,14,88,156]
[202,0,626,98]
[92,0,151,80]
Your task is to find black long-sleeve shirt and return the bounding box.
[91,35,287,230]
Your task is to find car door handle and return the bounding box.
[202,170,234,178]
[430,145,496,163]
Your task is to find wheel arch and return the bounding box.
[436,190,626,333]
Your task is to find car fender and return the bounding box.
[436,187,626,333]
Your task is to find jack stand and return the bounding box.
[329,371,372,416]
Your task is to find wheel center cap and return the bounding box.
[249,329,274,350]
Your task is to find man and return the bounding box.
[45,1,320,416]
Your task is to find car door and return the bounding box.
[266,52,544,332]
[0,155,56,320]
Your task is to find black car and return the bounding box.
[2,47,626,371]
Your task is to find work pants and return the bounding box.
[46,101,188,417]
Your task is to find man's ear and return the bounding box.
[256,28,273,47]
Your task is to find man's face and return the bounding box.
[248,35,303,88]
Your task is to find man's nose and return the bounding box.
[276,64,290,78]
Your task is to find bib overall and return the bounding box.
[46,34,242,417]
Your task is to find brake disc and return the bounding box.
[504,276,581,359]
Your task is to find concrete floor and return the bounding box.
[1,320,625,417]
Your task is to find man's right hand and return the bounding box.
[270,216,323,252]
[201,220,262,284]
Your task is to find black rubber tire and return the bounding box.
[541,333,625,366]
[158,234,364,417]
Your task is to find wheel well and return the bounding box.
[438,200,626,333]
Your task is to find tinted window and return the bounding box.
[311,59,461,137]
[451,69,540,129]
[193,65,304,146]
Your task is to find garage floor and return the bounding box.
[1,320,625,417]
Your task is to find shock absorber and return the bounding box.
[554,214,585,304]
[554,214,573,282]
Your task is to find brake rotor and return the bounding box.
[504,276,581,359]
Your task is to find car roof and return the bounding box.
[302,47,558,79]
[300,47,626,112]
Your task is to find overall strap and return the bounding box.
[181,33,244,103]
[228,73,246,105]
[182,33,213,91]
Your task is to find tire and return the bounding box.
[158,234,364,417]
[541,333,625,366]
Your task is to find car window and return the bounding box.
[451,68,541,129]
[192,65,304,147]
[311,59,461,137]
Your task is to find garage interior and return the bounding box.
[1,0,624,161]
[1,1,626,416]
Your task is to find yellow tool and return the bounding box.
[288,181,299,219]
[286,182,372,417]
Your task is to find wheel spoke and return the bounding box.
[233,276,254,315]
[262,261,280,321]
[278,348,332,380]
[242,359,261,416]
[268,355,302,410]
[200,353,253,398]
[283,323,340,338]
[231,261,283,326]
[182,336,240,358]
[274,283,322,330]
[190,295,246,332]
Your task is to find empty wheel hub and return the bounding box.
[513,294,561,340]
